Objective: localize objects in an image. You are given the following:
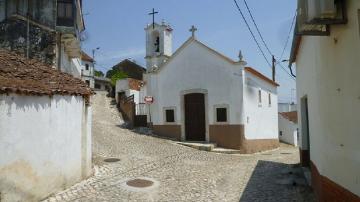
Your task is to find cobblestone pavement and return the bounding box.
[44,92,314,202]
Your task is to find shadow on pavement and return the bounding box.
[239,160,315,202]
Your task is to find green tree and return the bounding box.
[110,70,128,85]
[94,70,104,77]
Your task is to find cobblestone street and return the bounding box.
[44,92,314,202]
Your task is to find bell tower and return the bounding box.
[145,20,173,71]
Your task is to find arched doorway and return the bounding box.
[184,93,206,141]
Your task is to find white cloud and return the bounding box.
[96,48,145,62]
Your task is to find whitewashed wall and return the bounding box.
[0,94,92,202]
[278,115,298,146]
[295,0,360,196]
[59,46,81,78]
[243,72,278,140]
[115,79,129,102]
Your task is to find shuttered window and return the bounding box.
[57,0,73,18]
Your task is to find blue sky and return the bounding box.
[82,0,297,103]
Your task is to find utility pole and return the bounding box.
[92,47,100,77]
[92,47,100,62]
[272,55,276,82]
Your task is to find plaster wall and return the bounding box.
[0,94,92,201]
[278,115,298,146]
[59,45,81,78]
[295,0,360,195]
[243,71,278,140]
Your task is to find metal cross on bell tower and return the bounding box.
[148,8,159,29]
[189,25,197,38]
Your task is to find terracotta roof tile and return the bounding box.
[0,49,93,99]
[245,67,280,87]
[279,111,298,123]
[81,51,94,62]
[128,78,143,91]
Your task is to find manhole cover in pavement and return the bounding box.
[104,158,120,163]
[126,179,154,188]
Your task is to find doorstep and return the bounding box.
[176,142,241,154]
[176,142,216,151]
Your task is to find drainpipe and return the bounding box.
[26,0,30,59]
[57,33,62,71]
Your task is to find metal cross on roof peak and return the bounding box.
[189,25,197,37]
[148,8,159,29]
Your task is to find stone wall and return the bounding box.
[0,17,56,65]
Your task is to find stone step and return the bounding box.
[176,142,241,154]
[176,142,216,151]
[211,147,241,154]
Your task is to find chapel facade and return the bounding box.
[144,22,280,153]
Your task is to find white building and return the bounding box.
[278,111,298,146]
[0,50,93,202]
[115,78,144,105]
[144,22,279,153]
[289,0,360,200]
[94,76,112,93]
[278,102,297,113]
[81,51,95,88]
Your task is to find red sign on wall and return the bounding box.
[144,96,154,104]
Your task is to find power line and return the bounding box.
[233,0,272,67]
[242,0,273,56]
[279,11,297,61]
[235,0,296,81]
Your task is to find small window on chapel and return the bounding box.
[165,109,175,123]
[268,93,271,107]
[216,108,227,122]
[258,90,262,104]
[85,64,89,70]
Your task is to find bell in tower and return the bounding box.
[145,19,173,70]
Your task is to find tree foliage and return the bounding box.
[94,70,104,77]
[110,70,128,85]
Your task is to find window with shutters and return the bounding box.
[57,0,74,27]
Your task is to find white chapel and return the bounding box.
[144,21,280,153]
